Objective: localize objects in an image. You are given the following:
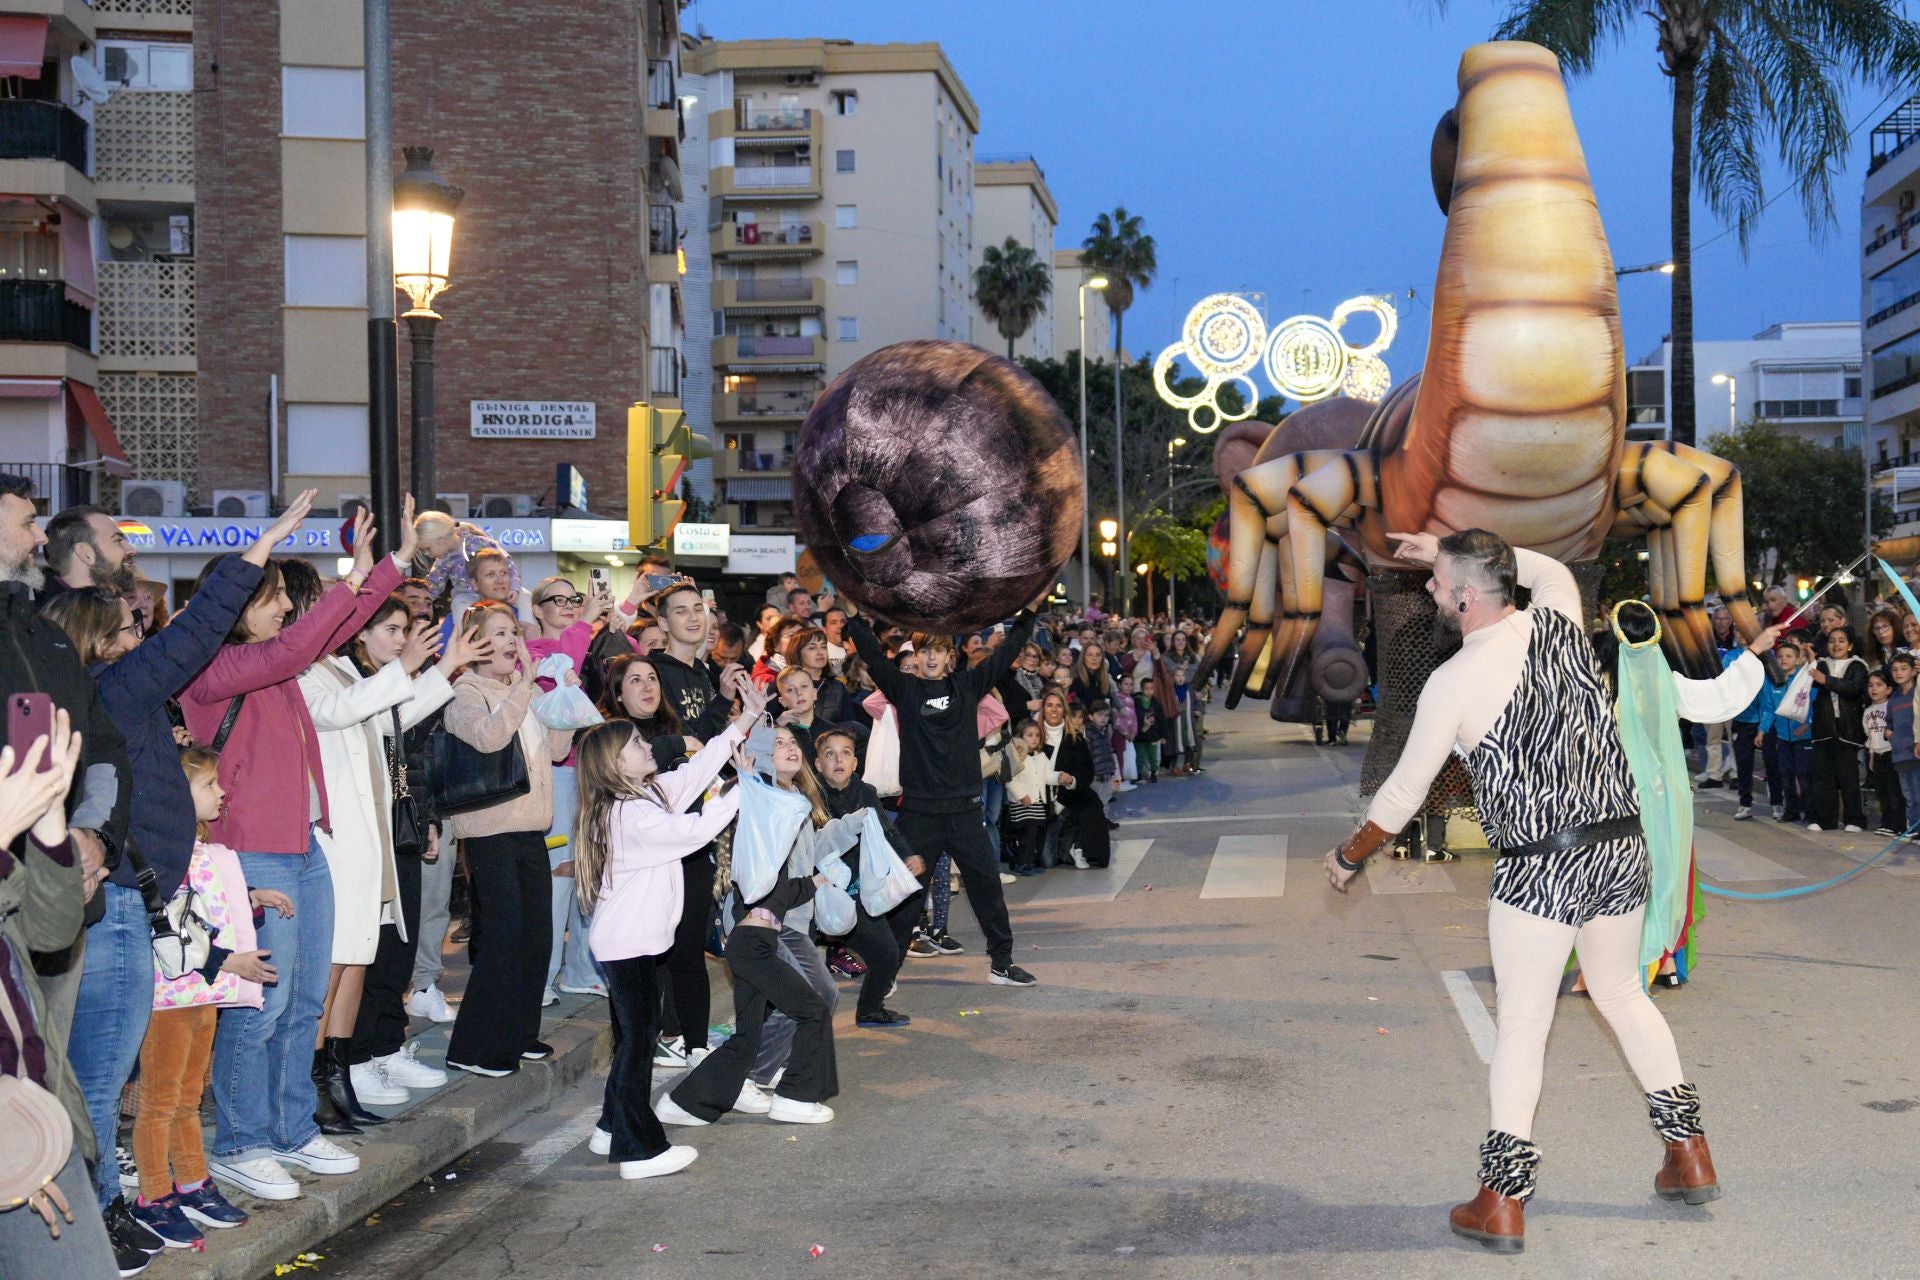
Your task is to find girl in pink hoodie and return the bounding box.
[570,679,770,1183]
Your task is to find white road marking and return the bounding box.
[1119,811,1356,826]
[1693,829,1806,883]
[1024,839,1154,905]
[1200,835,1288,899]
[1441,970,1498,1066]
[1364,858,1457,895]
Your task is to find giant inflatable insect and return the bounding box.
[1194,41,1758,706]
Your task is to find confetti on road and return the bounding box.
[1376,1027,1390,1035]
[959,1009,981,1017]
[809,1244,826,1258]
[651,1244,668,1253]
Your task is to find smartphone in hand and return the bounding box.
[7,692,55,773]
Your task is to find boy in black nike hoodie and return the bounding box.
[845,602,1038,986]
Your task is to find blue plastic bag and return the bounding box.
[731,774,811,903]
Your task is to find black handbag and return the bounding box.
[429,720,530,816]
[387,708,427,854]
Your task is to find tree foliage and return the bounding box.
[1705,421,1888,583]
[1129,516,1209,581]
[972,238,1051,360]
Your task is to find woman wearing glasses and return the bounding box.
[527,577,612,1003]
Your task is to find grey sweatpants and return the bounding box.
[411,844,458,992]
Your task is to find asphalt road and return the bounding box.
[310,702,1920,1279]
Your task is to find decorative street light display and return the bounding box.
[392,146,464,502]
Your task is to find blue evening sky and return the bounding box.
[690,0,1895,387]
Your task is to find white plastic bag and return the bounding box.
[1774,664,1814,724]
[1122,740,1139,782]
[813,881,856,937]
[531,653,602,730]
[730,774,811,903]
[863,706,902,797]
[857,809,923,915]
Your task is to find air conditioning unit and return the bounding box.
[783,71,818,86]
[434,492,472,518]
[479,493,535,518]
[121,480,186,518]
[212,489,270,518]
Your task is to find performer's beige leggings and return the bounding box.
[1488,901,1686,1139]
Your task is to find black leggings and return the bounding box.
[896,805,1014,967]
[670,924,837,1120]
[349,849,422,1065]
[844,898,915,1019]
[1810,740,1866,829]
[599,954,669,1162]
[656,852,717,1049]
[447,830,550,1070]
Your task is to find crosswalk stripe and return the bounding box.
[1364,857,1457,895]
[1441,970,1497,1065]
[1693,829,1806,883]
[1199,834,1288,899]
[1024,839,1153,906]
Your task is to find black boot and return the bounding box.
[313,1048,361,1135]
[324,1037,388,1126]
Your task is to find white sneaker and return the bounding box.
[407,985,456,1023]
[1070,849,1090,870]
[1807,823,1823,832]
[767,1097,833,1125]
[1114,781,1137,793]
[621,1145,698,1180]
[686,1046,711,1067]
[1844,824,1864,833]
[209,1155,301,1201]
[557,981,608,998]
[380,1041,448,1089]
[540,985,558,1008]
[652,1037,689,1071]
[272,1135,359,1176]
[653,1093,710,1127]
[589,1127,612,1156]
[1771,805,1785,820]
[733,1080,773,1115]
[116,1142,138,1190]
[999,872,1017,884]
[349,1059,410,1105]
[1734,806,1753,820]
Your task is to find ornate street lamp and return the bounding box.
[393,146,463,503]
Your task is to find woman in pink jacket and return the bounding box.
[179,507,411,1204]
[570,678,768,1181]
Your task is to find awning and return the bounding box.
[0,16,48,79]
[0,379,62,399]
[737,363,825,374]
[726,476,792,502]
[721,305,821,318]
[58,208,94,305]
[66,382,132,479]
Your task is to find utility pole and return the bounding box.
[363,0,400,553]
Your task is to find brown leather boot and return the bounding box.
[1655,1135,1721,1205]
[1449,1185,1525,1254]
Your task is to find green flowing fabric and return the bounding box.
[1614,642,1693,967]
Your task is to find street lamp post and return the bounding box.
[1710,372,1737,432]
[1077,275,1108,610]
[1165,435,1185,619]
[1099,517,1118,615]
[392,147,463,505]
[1615,260,1676,278]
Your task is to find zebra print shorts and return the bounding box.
[1489,836,1650,927]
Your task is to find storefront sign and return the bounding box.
[114,517,553,556]
[673,523,730,558]
[551,518,631,553]
[470,400,597,439]
[725,533,795,576]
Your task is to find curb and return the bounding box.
[148,1003,613,1280]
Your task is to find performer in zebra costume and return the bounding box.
[1322,529,1720,1255]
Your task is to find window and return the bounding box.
[831,90,858,115]
[282,67,366,139]
[1626,369,1664,424]
[835,260,858,286]
[284,236,367,307]
[1847,371,1864,398]
[0,225,60,281]
[739,500,759,527]
[287,404,369,474]
[835,205,858,229]
[836,149,856,173]
[837,315,859,342]
[101,40,192,91]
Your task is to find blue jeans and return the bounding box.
[1898,762,1920,826]
[67,883,153,1208]
[981,777,1005,861]
[546,766,603,991]
[212,838,334,1162]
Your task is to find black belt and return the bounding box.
[1501,816,1642,858]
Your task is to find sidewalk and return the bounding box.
[146,947,625,1280]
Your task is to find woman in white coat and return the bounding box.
[298,590,480,1127]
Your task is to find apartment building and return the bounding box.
[1865,98,1920,535]
[970,155,1056,362]
[182,0,686,534]
[679,37,978,536]
[1052,247,1111,363]
[1625,323,1862,446]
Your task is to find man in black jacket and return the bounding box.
[845,599,1037,986]
[649,581,744,740]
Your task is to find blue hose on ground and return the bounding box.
[1698,824,1911,901]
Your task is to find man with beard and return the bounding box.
[42,506,140,601]
[1320,528,1717,1255]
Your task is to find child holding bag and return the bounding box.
[130,750,292,1245]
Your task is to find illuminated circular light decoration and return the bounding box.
[1154,291,1400,432]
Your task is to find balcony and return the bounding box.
[711,220,824,259]
[734,164,813,190]
[737,106,812,133]
[1754,398,1861,421]
[0,280,92,348]
[91,0,194,30]
[95,259,195,372]
[650,344,682,399]
[0,101,89,174]
[0,462,95,516]
[9,0,94,42]
[713,334,827,369]
[721,502,796,533]
[714,277,823,310]
[645,58,682,140]
[715,387,818,423]
[716,447,793,479]
[93,90,194,201]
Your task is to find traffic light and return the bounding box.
[628,404,710,549]
[1796,577,1811,601]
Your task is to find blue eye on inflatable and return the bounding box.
[793,340,1086,632]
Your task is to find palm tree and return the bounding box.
[972,238,1052,360]
[1451,2,1920,449]
[1080,207,1157,608]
